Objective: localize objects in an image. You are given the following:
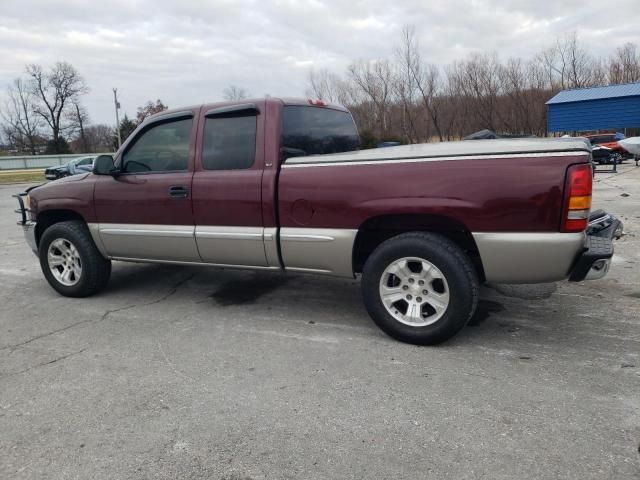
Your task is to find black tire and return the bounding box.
[361,232,479,345]
[38,220,111,297]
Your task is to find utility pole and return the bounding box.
[113,88,122,149]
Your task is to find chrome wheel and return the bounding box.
[379,257,450,327]
[47,238,82,286]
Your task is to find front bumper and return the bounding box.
[13,192,38,255]
[22,221,37,254]
[568,211,622,282]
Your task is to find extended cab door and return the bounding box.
[191,102,275,267]
[93,110,200,262]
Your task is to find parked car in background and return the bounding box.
[591,145,623,165]
[585,133,628,157]
[45,156,96,180]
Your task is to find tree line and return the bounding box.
[3,29,639,155]
[0,61,169,155]
[306,28,640,145]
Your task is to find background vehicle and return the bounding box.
[15,98,618,345]
[44,155,96,180]
[591,145,623,165]
[585,132,628,158]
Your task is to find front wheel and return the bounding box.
[39,220,111,297]
[361,232,479,345]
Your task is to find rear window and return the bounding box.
[281,106,359,160]
[202,115,257,170]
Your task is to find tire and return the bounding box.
[39,220,111,297]
[361,232,479,345]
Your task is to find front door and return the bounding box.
[191,102,270,267]
[94,112,200,262]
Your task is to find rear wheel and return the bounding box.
[39,220,111,297]
[361,232,479,345]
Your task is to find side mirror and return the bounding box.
[93,155,117,176]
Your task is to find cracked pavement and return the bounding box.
[1,166,639,479]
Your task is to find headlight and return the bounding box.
[24,194,31,209]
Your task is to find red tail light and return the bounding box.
[562,164,592,232]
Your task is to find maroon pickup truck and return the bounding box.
[15,98,619,345]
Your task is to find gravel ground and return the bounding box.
[1,165,639,479]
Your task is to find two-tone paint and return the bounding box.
[26,98,593,284]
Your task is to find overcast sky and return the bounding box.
[2,0,639,125]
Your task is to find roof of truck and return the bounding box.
[285,137,592,166]
[146,97,348,122]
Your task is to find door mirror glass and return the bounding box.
[93,155,116,175]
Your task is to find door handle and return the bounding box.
[168,185,189,198]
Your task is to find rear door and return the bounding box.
[191,101,273,267]
[93,110,200,262]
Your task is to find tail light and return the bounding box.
[562,163,592,232]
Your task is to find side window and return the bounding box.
[77,157,92,166]
[202,115,256,170]
[122,118,192,173]
[281,106,360,160]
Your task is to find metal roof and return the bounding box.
[546,82,640,105]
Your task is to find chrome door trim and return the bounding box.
[280,227,357,278]
[100,224,195,238]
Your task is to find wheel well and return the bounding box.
[35,210,85,247]
[352,214,485,282]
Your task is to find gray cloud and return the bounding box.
[1,0,638,124]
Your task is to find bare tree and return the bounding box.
[348,59,394,136]
[66,101,90,152]
[26,61,89,153]
[608,43,640,84]
[223,85,249,101]
[136,99,168,124]
[393,26,420,142]
[1,78,42,154]
[82,124,115,153]
[537,33,600,90]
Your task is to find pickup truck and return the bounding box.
[15,98,619,345]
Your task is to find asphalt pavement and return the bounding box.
[1,165,639,479]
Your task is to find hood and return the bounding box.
[46,165,68,171]
[30,172,91,195]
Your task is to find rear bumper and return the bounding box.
[568,213,622,282]
[472,232,586,283]
[472,212,622,284]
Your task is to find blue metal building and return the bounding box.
[546,82,640,132]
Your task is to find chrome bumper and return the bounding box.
[13,192,38,255]
[22,221,38,254]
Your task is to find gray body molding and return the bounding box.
[88,224,357,277]
[472,232,585,283]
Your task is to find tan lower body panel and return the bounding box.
[279,227,357,278]
[195,226,269,266]
[472,232,585,283]
[89,223,283,270]
[95,223,200,262]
